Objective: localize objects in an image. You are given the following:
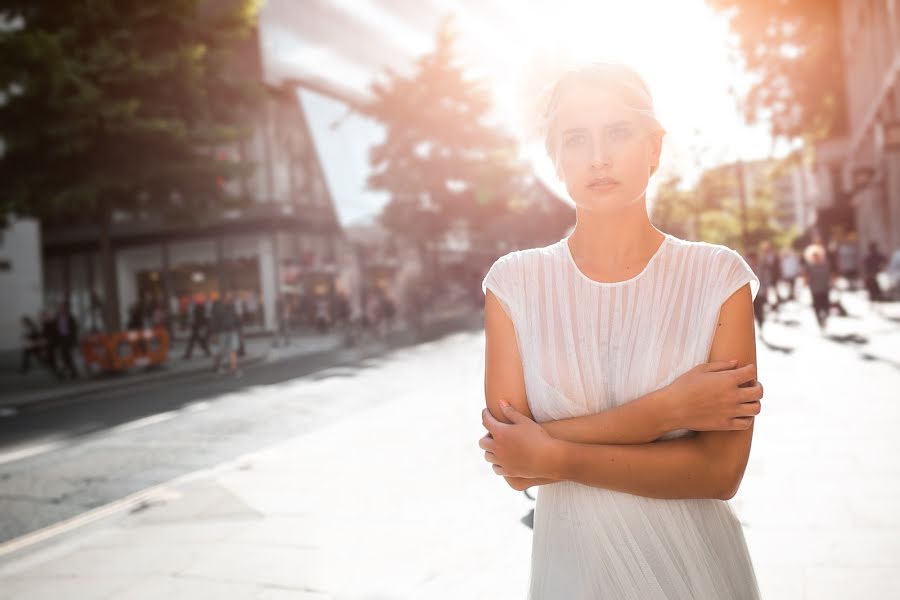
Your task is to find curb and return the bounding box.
[1,352,270,414]
[1,311,482,414]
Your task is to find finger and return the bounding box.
[483,450,498,464]
[492,464,506,476]
[482,408,503,434]
[738,401,761,418]
[731,363,757,385]
[499,400,526,424]
[478,434,495,451]
[738,381,764,403]
[704,360,739,373]
[730,416,754,430]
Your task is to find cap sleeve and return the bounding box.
[713,246,760,306]
[482,252,519,321]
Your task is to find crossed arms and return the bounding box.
[481,283,759,500]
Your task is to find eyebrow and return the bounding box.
[561,121,634,136]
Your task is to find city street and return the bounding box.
[0,293,898,599]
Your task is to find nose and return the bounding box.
[590,138,612,169]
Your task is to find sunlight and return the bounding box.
[447,0,782,194]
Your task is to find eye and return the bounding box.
[608,127,633,140]
[564,133,587,147]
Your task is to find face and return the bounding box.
[552,84,662,215]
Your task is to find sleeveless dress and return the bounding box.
[482,233,762,600]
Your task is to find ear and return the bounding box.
[648,130,665,177]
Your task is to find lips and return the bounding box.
[587,177,620,190]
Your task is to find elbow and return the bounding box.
[715,465,746,501]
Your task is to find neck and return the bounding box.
[567,199,664,267]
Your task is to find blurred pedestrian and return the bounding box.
[863,242,886,302]
[314,296,331,333]
[20,316,45,374]
[836,232,861,290]
[803,244,833,333]
[747,252,767,333]
[55,302,79,379]
[779,247,801,302]
[758,241,782,313]
[211,291,241,377]
[183,301,211,359]
[126,302,144,331]
[40,309,60,378]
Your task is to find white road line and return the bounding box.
[111,411,177,433]
[0,440,66,466]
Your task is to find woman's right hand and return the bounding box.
[663,361,762,432]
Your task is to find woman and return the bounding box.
[478,63,763,598]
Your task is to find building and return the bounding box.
[36,2,574,338]
[822,0,900,253]
[0,218,43,352]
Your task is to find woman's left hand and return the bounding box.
[479,401,561,479]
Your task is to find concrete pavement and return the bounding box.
[0,294,898,599]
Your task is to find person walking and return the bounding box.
[211,291,241,377]
[779,246,801,302]
[745,252,768,334]
[836,232,861,290]
[803,244,833,333]
[183,301,211,359]
[40,309,60,379]
[863,242,886,303]
[20,316,45,374]
[758,240,782,314]
[55,302,79,379]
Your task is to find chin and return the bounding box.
[570,194,632,215]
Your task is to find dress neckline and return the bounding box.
[561,233,670,287]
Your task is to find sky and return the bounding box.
[261,0,791,222]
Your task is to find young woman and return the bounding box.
[479,63,763,599]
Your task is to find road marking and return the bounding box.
[0,439,66,466]
[111,411,177,433]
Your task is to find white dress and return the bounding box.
[482,233,761,600]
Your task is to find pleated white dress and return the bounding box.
[482,233,762,600]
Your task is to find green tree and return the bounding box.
[650,176,694,240]
[706,0,846,142]
[359,18,523,278]
[652,165,785,254]
[0,0,261,329]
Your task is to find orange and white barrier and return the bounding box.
[80,328,171,374]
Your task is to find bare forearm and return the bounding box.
[542,387,674,445]
[545,435,728,500]
[504,389,676,490]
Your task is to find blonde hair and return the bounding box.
[536,62,665,169]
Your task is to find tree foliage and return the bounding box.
[651,164,789,254]
[0,0,262,223]
[0,0,262,329]
[707,0,846,142]
[359,18,524,249]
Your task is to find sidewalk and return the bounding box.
[0,298,897,598]
[0,307,482,413]
[0,332,342,413]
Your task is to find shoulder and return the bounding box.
[663,236,758,299]
[664,235,744,264]
[486,239,565,275]
[669,235,746,273]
